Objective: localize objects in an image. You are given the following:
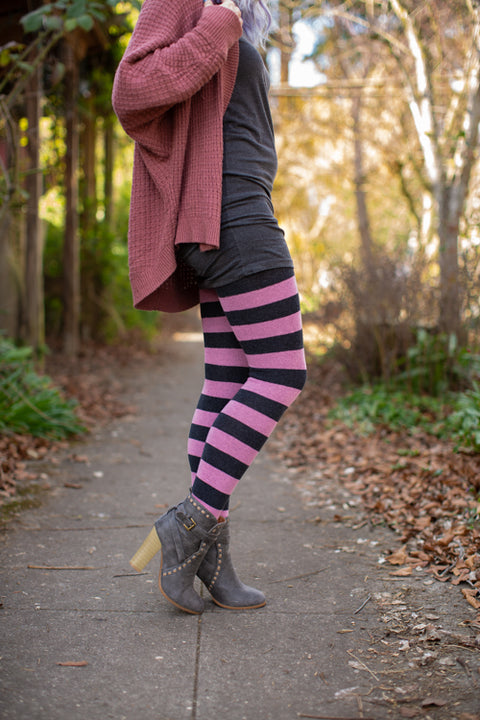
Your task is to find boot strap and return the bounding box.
[182,516,196,531]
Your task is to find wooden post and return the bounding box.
[24,59,45,355]
[103,114,114,228]
[79,92,98,338]
[81,93,97,233]
[63,40,80,356]
[277,2,295,116]
[279,1,293,85]
[0,137,19,339]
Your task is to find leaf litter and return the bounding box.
[0,343,138,510]
[271,361,480,626]
[271,360,480,717]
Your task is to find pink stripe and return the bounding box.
[187,438,204,456]
[219,276,297,312]
[223,400,276,436]
[203,380,243,399]
[206,427,258,465]
[248,348,306,369]
[196,460,237,495]
[191,494,229,519]
[202,315,233,333]
[204,347,248,366]
[233,312,302,341]
[191,408,217,427]
[246,378,302,406]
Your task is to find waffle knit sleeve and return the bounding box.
[112,0,242,136]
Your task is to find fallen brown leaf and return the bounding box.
[271,358,480,619]
[386,546,409,565]
[462,588,480,610]
[399,708,419,718]
[420,697,447,708]
[390,566,413,576]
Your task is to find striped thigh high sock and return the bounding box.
[188,267,307,518]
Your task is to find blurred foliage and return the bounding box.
[330,329,480,452]
[273,0,480,391]
[0,337,84,439]
[3,0,480,384]
[331,381,480,453]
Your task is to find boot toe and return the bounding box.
[210,584,266,610]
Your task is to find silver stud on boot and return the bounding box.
[197,520,266,610]
[130,495,223,614]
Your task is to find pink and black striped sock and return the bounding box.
[188,267,307,518]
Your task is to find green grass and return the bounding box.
[331,383,480,452]
[0,337,85,439]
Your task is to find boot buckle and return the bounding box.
[183,516,197,531]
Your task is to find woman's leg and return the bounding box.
[130,267,306,613]
[191,267,307,517]
[187,288,249,507]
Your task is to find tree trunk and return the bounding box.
[81,94,97,235]
[63,41,80,356]
[352,92,374,271]
[23,59,45,355]
[277,1,295,114]
[0,137,19,339]
[279,1,293,85]
[437,186,461,337]
[103,114,114,228]
[388,0,480,338]
[80,94,98,338]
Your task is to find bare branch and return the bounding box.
[320,7,409,55]
[2,29,64,110]
[450,37,480,223]
[388,0,443,188]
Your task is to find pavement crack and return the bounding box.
[191,612,203,720]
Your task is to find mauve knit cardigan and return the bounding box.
[112,0,242,312]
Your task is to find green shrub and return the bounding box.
[444,386,480,452]
[329,329,480,452]
[43,180,162,344]
[397,329,480,395]
[331,383,480,453]
[0,338,85,439]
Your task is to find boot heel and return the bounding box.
[130,527,161,571]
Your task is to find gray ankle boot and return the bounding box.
[197,520,266,609]
[130,495,223,614]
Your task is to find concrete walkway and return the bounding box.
[1,330,479,720]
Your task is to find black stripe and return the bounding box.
[217,267,294,296]
[225,295,300,326]
[235,388,287,421]
[188,455,200,474]
[201,444,248,478]
[241,329,304,355]
[250,367,307,390]
[200,300,224,318]
[205,364,249,383]
[192,478,230,511]
[217,414,267,451]
[197,395,230,414]
[189,423,209,442]
[204,331,242,349]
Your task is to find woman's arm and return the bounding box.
[112,1,242,129]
